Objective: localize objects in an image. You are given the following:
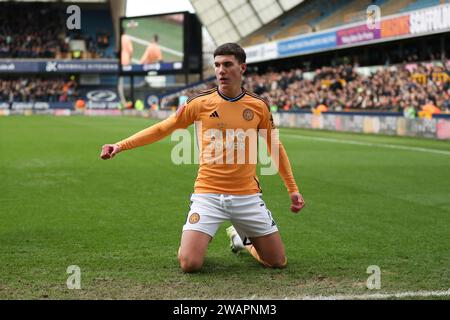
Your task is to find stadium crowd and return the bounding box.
[0,3,111,59]
[0,6,64,58]
[162,61,450,114]
[0,78,78,102]
[245,63,450,113]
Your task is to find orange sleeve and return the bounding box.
[259,103,299,194]
[116,101,198,151]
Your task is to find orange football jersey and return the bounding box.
[117,87,299,195]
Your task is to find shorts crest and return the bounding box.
[189,212,200,224]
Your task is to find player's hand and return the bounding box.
[290,192,305,213]
[100,144,121,160]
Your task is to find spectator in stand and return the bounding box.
[159,61,450,115]
[242,62,450,114]
[0,3,111,59]
[0,78,78,103]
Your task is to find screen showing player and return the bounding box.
[121,13,184,73]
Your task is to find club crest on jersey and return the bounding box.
[189,212,200,224]
[243,108,254,121]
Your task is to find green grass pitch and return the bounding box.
[0,115,449,299]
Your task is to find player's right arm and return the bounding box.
[100,101,198,160]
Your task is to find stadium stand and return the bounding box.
[375,0,416,16]
[0,3,63,58]
[308,0,363,31]
[240,0,324,46]
[399,0,441,12]
[246,63,450,113]
[160,60,450,116]
[272,9,320,40]
[240,0,444,47]
[313,0,387,31]
[0,2,115,59]
[75,9,115,59]
[1,0,449,115]
[261,0,347,41]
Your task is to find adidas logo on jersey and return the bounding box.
[209,111,219,118]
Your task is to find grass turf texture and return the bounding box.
[0,116,449,299]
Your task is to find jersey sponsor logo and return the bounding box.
[209,110,219,118]
[170,121,281,175]
[243,108,254,121]
[189,212,200,224]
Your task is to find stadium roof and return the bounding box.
[189,0,304,45]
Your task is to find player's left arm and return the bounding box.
[259,104,305,213]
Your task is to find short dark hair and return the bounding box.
[213,43,246,64]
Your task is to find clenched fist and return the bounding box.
[100,144,121,160]
[290,192,305,213]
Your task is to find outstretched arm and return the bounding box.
[100,102,196,160]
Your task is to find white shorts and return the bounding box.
[182,193,279,241]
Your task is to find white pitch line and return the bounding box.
[284,134,450,156]
[221,289,450,300]
[127,35,183,57]
[296,289,450,300]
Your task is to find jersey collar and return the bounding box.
[217,87,246,102]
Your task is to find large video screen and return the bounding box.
[120,12,185,73]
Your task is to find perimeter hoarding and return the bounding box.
[337,24,380,46]
[277,31,337,57]
[0,60,118,74]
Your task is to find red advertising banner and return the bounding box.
[381,15,410,38]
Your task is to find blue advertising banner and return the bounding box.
[121,62,183,73]
[2,88,120,110]
[0,61,40,73]
[277,31,337,57]
[0,60,118,73]
[8,102,74,110]
[43,61,118,73]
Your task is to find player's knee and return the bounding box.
[265,256,287,269]
[178,254,203,273]
[179,259,203,273]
